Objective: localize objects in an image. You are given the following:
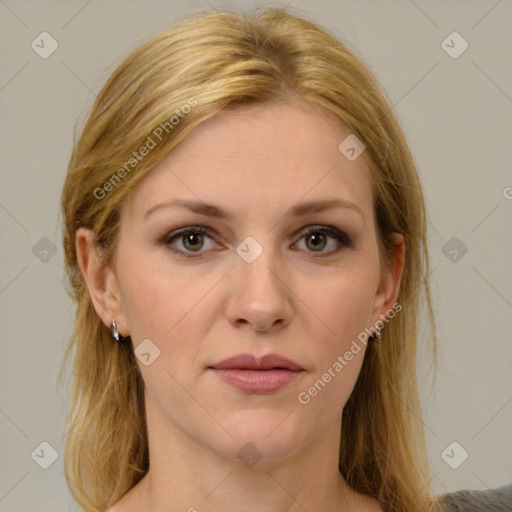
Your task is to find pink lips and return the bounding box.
[208,353,304,394]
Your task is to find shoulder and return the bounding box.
[438,484,512,512]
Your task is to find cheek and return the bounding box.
[116,243,183,329]
[296,266,378,403]
[117,268,177,340]
[305,268,378,345]
[117,252,221,356]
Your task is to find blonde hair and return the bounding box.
[59,7,444,512]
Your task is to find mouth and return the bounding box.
[207,353,304,394]
[208,353,304,371]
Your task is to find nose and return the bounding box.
[224,245,294,332]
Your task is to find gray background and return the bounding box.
[1,0,511,510]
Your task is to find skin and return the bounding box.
[77,102,404,512]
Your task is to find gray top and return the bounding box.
[438,484,512,511]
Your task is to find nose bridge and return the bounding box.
[235,235,284,295]
[226,234,293,330]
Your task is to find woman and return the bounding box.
[58,6,488,512]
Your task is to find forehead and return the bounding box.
[122,102,374,224]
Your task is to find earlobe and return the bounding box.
[75,228,128,335]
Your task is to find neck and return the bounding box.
[129,395,358,512]
[139,461,350,512]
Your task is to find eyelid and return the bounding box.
[292,225,353,255]
[294,224,353,247]
[158,226,220,257]
[160,224,353,257]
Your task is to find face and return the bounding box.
[81,102,403,465]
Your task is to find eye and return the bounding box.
[160,226,218,258]
[294,226,352,254]
[159,224,352,259]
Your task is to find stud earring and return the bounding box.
[371,327,382,341]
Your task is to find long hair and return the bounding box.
[58,7,443,511]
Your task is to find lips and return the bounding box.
[208,353,303,372]
[208,353,304,393]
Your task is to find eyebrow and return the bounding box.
[144,197,364,222]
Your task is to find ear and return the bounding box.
[371,232,405,324]
[75,227,130,337]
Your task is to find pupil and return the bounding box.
[181,232,327,252]
[307,233,326,251]
[184,233,203,250]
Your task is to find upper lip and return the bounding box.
[209,353,303,371]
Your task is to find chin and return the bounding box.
[208,410,310,464]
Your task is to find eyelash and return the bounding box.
[158,225,353,259]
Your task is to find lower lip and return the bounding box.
[209,368,303,393]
